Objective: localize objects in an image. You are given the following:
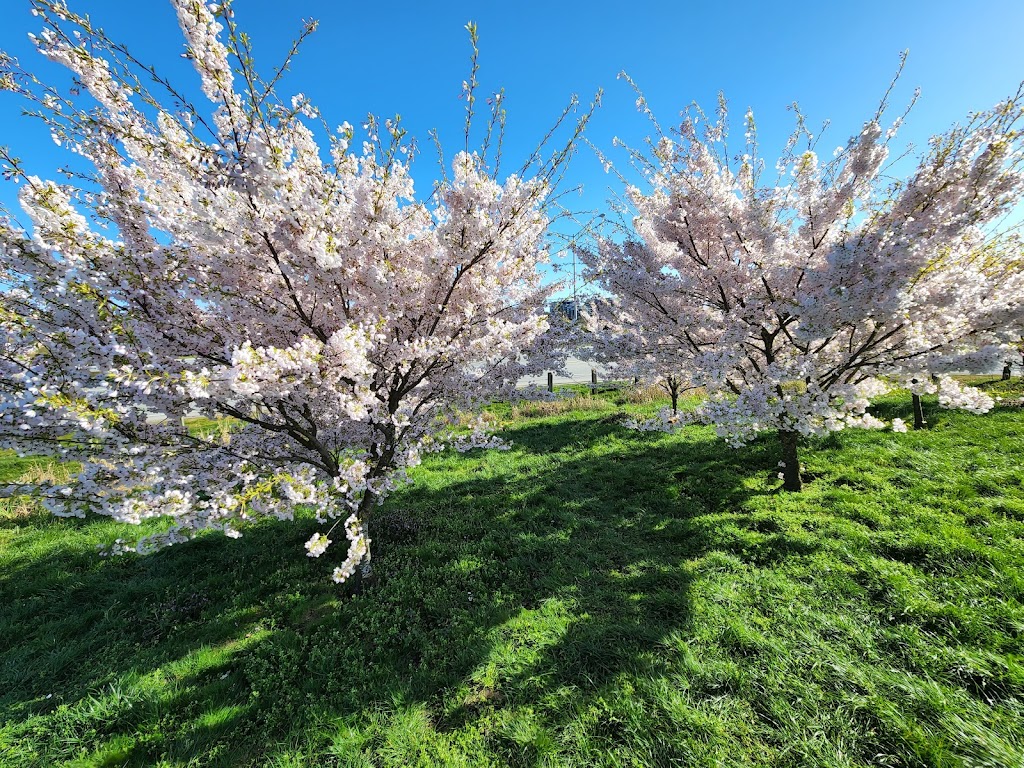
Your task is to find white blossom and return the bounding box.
[304,532,331,558]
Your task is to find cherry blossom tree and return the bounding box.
[576,289,691,414]
[584,74,1024,490]
[0,0,592,581]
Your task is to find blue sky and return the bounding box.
[2,0,1023,292]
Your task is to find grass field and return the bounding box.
[2,380,1024,767]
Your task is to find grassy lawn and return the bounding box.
[2,382,1024,767]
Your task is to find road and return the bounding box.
[517,357,619,389]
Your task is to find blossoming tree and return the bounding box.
[547,235,693,416]
[584,77,1024,490]
[575,289,691,415]
[0,0,591,580]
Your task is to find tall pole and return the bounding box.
[572,246,578,322]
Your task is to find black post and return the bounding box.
[912,393,927,430]
[910,378,928,430]
[547,372,554,393]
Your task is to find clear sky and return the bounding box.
[2,0,1023,292]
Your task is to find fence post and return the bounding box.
[591,368,597,394]
[547,372,554,393]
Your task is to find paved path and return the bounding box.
[518,357,618,389]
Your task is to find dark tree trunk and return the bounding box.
[1002,364,1012,381]
[665,375,681,415]
[779,430,802,492]
[912,393,927,430]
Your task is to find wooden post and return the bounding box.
[591,369,597,394]
[547,372,554,393]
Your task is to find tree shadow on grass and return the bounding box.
[1,415,822,766]
[422,420,823,766]
[0,507,364,765]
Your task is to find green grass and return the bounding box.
[2,385,1024,767]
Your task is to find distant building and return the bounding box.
[549,298,579,322]
[548,297,613,324]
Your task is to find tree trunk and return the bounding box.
[349,491,377,592]
[779,430,802,492]
[665,375,681,415]
[1002,364,1012,381]
[358,558,375,585]
[912,393,927,430]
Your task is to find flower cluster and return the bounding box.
[623,407,699,433]
[936,377,996,414]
